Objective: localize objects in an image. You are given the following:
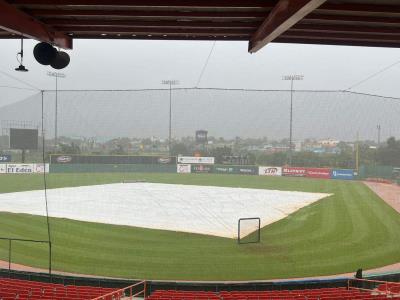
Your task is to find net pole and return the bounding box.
[41,90,52,277]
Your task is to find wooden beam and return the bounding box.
[30,9,268,19]
[45,19,261,29]
[280,31,400,43]
[248,0,326,53]
[274,37,400,48]
[291,24,400,36]
[0,0,72,48]
[55,26,252,36]
[9,0,275,8]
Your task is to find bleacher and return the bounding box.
[148,287,390,300]
[0,277,118,300]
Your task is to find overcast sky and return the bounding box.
[1,39,400,108]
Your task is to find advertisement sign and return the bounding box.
[213,166,258,175]
[50,155,176,165]
[282,167,306,177]
[331,169,354,180]
[191,164,213,173]
[306,168,331,179]
[0,164,6,174]
[259,166,282,176]
[178,156,215,165]
[34,163,50,174]
[236,166,258,175]
[6,164,34,174]
[0,155,11,162]
[177,164,191,174]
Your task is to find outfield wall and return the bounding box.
[178,164,356,180]
[50,163,176,173]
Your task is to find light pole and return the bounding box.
[161,80,179,156]
[47,71,66,150]
[282,74,304,166]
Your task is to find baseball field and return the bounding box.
[0,173,399,281]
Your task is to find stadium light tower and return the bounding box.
[47,71,66,150]
[161,80,179,155]
[282,74,304,166]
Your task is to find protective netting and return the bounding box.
[0,88,399,280]
[1,89,399,141]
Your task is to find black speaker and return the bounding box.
[33,42,57,65]
[50,51,70,69]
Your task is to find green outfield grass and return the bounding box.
[0,173,399,280]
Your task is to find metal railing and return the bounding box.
[91,280,146,300]
[348,278,400,296]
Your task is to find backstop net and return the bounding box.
[0,87,399,279]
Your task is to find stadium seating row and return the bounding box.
[148,288,389,300]
[0,277,118,300]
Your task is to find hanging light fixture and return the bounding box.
[15,38,28,72]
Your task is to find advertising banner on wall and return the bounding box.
[259,166,282,176]
[50,155,176,165]
[3,163,49,174]
[213,165,258,175]
[178,156,215,164]
[7,164,34,174]
[191,164,213,173]
[282,167,307,177]
[34,163,50,174]
[0,155,11,162]
[306,168,331,179]
[331,169,354,180]
[177,164,191,174]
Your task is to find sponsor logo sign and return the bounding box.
[282,167,306,177]
[56,155,72,163]
[237,167,258,175]
[0,155,11,162]
[177,164,191,174]
[7,164,34,174]
[213,165,258,175]
[259,166,282,176]
[158,157,172,164]
[191,164,213,173]
[331,169,354,180]
[34,163,49,174]
[306,168,331,179]
[177,156,215,164]
[2,163,49,174]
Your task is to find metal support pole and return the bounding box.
[169,83,172,156]
[289,79,293,166]
[49,242,52,277]
[55,76,58,150]
[8,239,11,272]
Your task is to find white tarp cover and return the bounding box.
[0,183,331,238]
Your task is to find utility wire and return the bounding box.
[195,41,216,88]
[0,85,38,91]
[0,70,41,91]
[346,59,400,91]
